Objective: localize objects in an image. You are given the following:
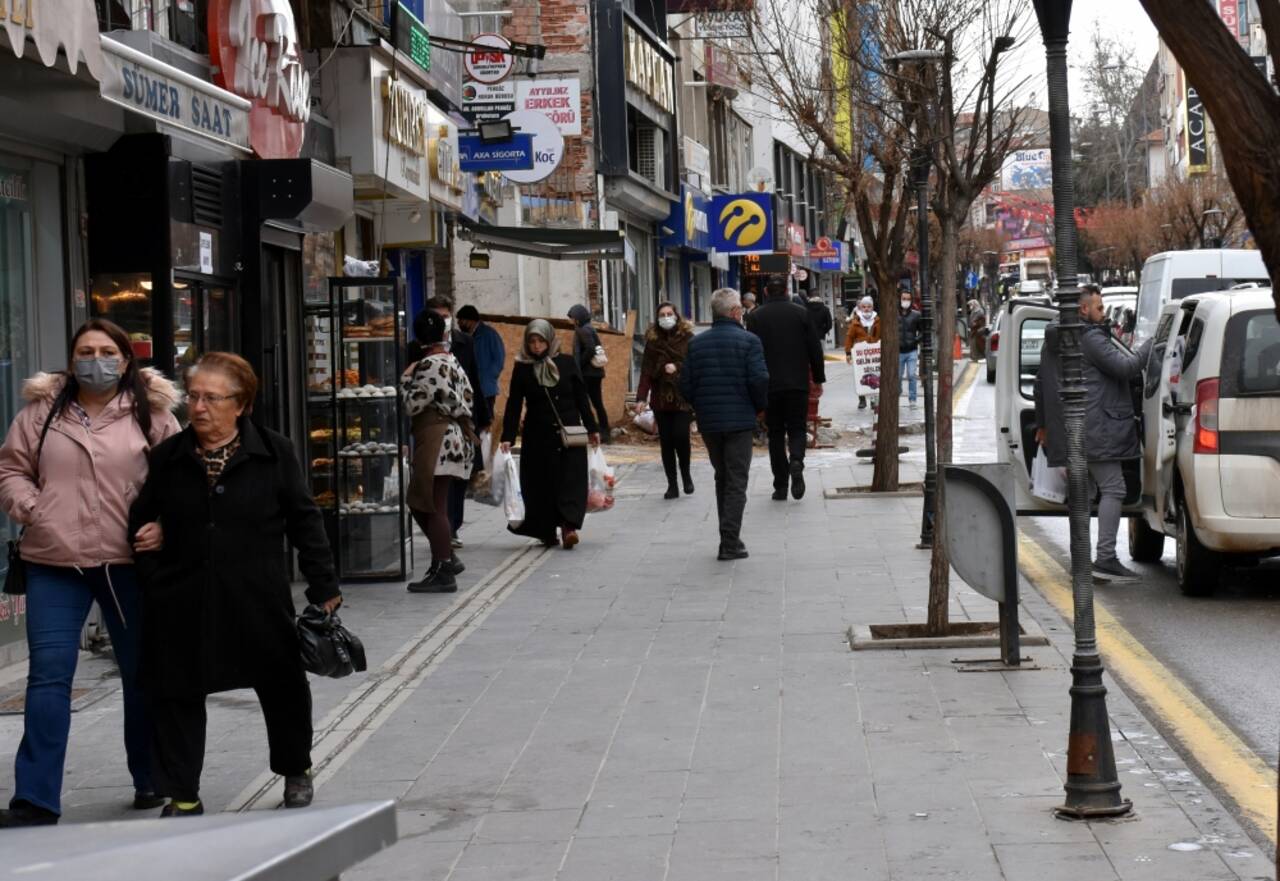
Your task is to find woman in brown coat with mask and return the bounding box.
[636,302,696,499]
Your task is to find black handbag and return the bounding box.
[297,604,367,678]
[3,408,57,597]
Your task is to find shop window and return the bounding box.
[98,0,207,57]
[90,273,155,365]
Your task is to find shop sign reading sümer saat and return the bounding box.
[208,0,310,158]
[624,22,674,114]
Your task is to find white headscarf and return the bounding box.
[857,296,877,331]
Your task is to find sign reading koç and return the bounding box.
[464,33,514,84]
[515,78,581,136]
[100,36,251,152]
[500,109,564,184]
[624,22,674,114]
[208,0,309,157]
[458,133,534,172]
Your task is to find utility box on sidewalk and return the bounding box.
[944,463,1023,666]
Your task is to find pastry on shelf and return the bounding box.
[309,427,334,442]
[311,457,334,469]
[313,490,336,506]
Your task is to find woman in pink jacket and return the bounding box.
[0,319,180,827]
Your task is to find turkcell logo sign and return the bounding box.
[709,192,774,255]
[458,133,535,172]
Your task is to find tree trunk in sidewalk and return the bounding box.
[926,215,960,635]
[872,269,902,492]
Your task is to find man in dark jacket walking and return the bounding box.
[806,295,834,342]
[898,292,923,408]
[568,304,610,443]
[681,288,769,560]
[456,304,506,418]
[1034,284,1153,581]
[746,278,826,500]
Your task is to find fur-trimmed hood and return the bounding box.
[21,367,182,413]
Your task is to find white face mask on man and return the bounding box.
[901,299,913,310]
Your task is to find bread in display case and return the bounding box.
[302,278,411,581]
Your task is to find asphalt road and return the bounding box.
[959,371,1280,767]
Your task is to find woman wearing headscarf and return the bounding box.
[499,320,600,549]
[401,309,476,593]
[636,302,695,499]
[844,296,881,409]
[967,299,988,360]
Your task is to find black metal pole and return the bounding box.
[914,149,937,548]
[1035,9,1133,820]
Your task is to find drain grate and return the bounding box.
[0,685,115,716]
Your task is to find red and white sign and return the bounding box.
[464,34,515,85]
[208,0,309,158]
[786,222,806,257]
[810,236,838,259]
[515,78,581,136]
[1218,0,1245,43]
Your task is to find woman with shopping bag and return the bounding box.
[636,302,695,500]
[500,320,600,549]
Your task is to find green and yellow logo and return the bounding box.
[718,198,768,248]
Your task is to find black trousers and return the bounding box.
[655,410,693,486]
[766,389,809,488]
[149,673,313,802]
[702,429,753,549]
[584,376,610,439]
[448,477,466,534]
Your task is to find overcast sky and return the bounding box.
[1067,0,1160,98]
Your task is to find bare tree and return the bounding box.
[1136,0,1280,318]
[1074,26,1153,207]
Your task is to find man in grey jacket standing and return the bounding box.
[1034,284,1154,581]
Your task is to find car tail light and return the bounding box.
[989,331,1000,353]
[1194,378,1219,454]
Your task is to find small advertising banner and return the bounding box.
[515,78,581,136]
[459,132,535,172]
[852,341,881,397]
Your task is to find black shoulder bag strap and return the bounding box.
[20,406,58,537]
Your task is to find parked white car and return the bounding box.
[1101,286,1137,342]
[1133,249,1268,346]
[1128,289,1280,595]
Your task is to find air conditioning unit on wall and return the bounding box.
[636,127,665,188]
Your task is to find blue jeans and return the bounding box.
[12,564,149,814]
[899,350,919,403]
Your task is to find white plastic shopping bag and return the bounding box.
[632,408,657,435]
[470,432,500,506]
[1030,447,1068,504]
[494,449,524,527]
[586,446,616,514]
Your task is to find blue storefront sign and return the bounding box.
[811,239,843,272]
[709,192,774,255]
[661,185,711,251]
[458,133,535,172]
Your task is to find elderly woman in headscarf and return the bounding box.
[967,299,988,361]
[499,320,600,549]
[844,295,881,409]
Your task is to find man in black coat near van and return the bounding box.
[746,277,826,500]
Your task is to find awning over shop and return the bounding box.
[459,221,625,260]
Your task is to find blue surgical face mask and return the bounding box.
[74,357,122,393]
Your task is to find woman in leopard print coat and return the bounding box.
[400,310,476,592]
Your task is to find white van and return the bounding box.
[1133,249,1268,346]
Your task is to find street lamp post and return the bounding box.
[913,148,938,548]
[1202,207,1224,249]
[1031,0,1133,819]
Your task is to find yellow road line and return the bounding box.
[952,361,978,404]
[1018,534,1277,845]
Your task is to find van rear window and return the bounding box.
[1222,311,1280,395]
[1171,278,1270,299]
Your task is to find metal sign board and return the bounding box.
[459,132,534,172]
[709,192,774,255]
[500,109,564,184]
[464,33,514,84]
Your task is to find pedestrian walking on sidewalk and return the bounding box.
[898,292,922,409]
[401,310,478,593]
[0,320,180,827]
[128,353,342,817]
[501,320,601,550]
[412,297,491,551]
[456,304,506,420]
[844,296,881,410]
[568,304,611,444]
[1033,284,1153,582]
[806,294,834,343]
[637,302,695,500]
[680,289,769,560]
[967,299,989,361]
[746,277,825,501]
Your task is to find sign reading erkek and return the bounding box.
[515,78,581,136]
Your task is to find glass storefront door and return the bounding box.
[0,164,34,644]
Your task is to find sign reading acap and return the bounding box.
[208,0,310,158]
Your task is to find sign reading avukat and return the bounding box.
[0,0,104,80]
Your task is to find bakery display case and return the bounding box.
[303,278,411,581]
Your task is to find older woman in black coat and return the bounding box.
[499,320,600,549]
[129,352,341,816]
